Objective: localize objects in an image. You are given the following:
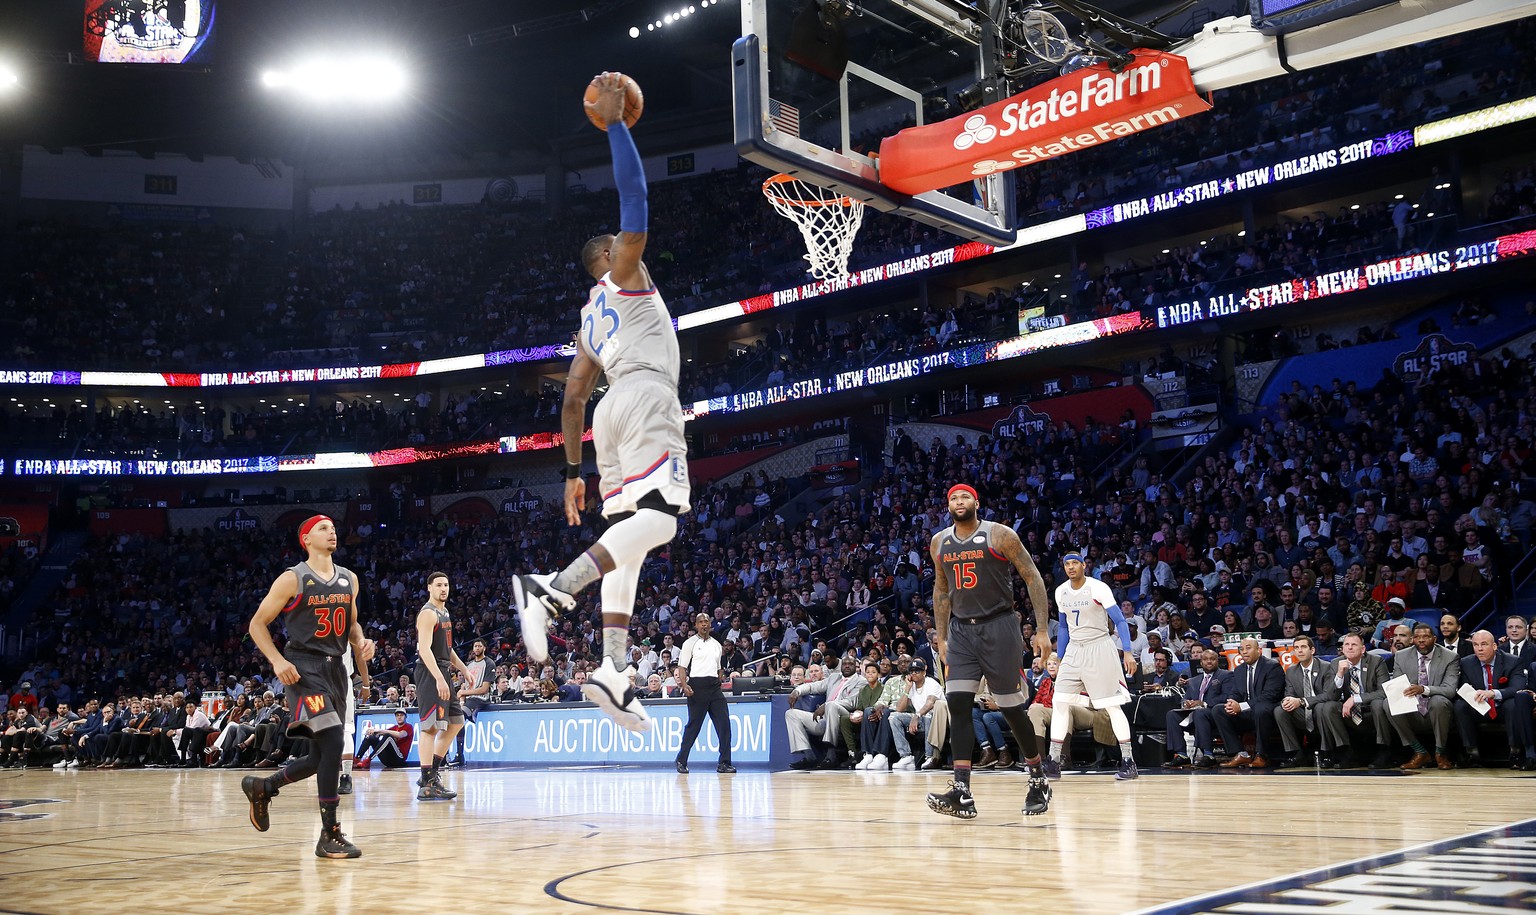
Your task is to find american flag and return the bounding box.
[768,98,800,138]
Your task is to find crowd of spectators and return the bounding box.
[2,294,1531,773]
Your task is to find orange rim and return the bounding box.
[762,173,858,208]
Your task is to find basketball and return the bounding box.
[584,72,644,131]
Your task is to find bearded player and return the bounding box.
[241,515,375,859]
[514,72,689,734]
[926,484,1055,820]
[1046,550,1139,780]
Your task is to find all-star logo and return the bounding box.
[0,798,63,822]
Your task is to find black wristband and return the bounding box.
[564,462,582,480]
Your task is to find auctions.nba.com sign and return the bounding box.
[357,698,776,765]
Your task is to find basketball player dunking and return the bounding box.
[926,484,1055,820]
[1047,551,1139,780]
[242,515,376,858]
[514,72,690,733]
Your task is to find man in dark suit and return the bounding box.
[1500,615,1536,667]
[1275,635,1334,768]
[1322,632,1394,768]
[1438,613,1474,659]
[1455,630,1533,768]
[1165,647,1231,768]
[1389,622,1461,770]
[1216,638,1285,767]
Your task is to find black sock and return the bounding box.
[432,754,445,775]
[320,799,338,831]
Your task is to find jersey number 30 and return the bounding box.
[314,607,348,639]
[583,291,622,360]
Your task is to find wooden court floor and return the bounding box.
[0,764,1531,914]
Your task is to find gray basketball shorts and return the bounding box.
[285,651,348,738]
[593,378,691,518]
[945,612,1024,702]
[415,665,464,731]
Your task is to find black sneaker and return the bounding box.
[241,776,275,832]
[417,782,454,801]
[716,763,736,774]
[1022,776,1052,816]
[315,826,362,859]
[1041,757,1062,781]
[338,774,353,795]
[430,770,457,799]
[926,780,978,820]
[1115,758,1139,781]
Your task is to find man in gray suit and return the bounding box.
[1275,635,1333,768]
[1322,633,1394,769]
[1389,622,1461,770]
[786,656,862,768]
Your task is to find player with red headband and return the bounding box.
[240,514,376,859]
[926,483,1056,820]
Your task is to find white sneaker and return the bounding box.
[893,755,916,770]
[512,573,573,664]
[582,658,653,733]
[856,754,873,770]
[53,760,68,769]
[67,759,80,768]
[871,753,890,771]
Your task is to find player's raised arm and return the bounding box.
[249,570,300,685]
[587,72,649,291]
[995,525,1052,656]
[929,532,951,664]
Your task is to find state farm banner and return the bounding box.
[879,51,1211,195]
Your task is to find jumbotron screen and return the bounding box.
[84,0,216,65]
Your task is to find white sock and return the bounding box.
[342,757,352,775]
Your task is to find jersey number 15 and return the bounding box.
[950,562,977,590]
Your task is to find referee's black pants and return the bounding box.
[676,677,732,766]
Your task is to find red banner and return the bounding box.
[879,51,1211,195]
[88,508,167,539]
[0,504,50,552]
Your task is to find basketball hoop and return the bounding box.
[762,174,865,282]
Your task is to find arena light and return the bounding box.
[261,55,410,104]
[0,61,19,94]
[1414,94,1536,145]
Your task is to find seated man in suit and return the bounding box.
[1455,630,1534,769]
[1322,632,1394,768]
[1166,647,1231,768]
[1216,638,1285,767]
[1389,622,1461,770]
[1275,635,1334,768]
[784,663,831,769]
[1501,615,1536,667]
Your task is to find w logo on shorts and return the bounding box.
[304,695,327,714]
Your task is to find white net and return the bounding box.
[762,175,865,282]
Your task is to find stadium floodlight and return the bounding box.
[0,61,19,94]
[260,55,409,104]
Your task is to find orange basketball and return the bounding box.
[584,72,644,131]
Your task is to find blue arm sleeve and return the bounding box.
[1105,601,1133,652]
[607,122,648,233]
[1057,615,1070,658]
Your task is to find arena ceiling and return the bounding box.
[0,0,1225,170]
